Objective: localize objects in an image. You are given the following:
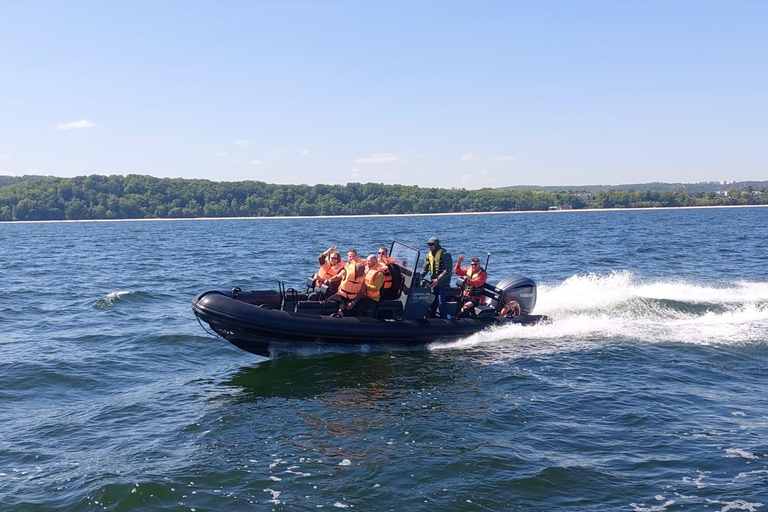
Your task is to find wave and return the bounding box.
[92,290,158,309]
[435,271,768,354]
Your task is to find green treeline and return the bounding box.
[0,174,766,221]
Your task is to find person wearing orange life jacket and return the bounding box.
[313,246,344,294]
[375,246,399,300]
[334,248,359,282]
[454,255,488,317]
[354,254,385,317]
[325,261,367,316]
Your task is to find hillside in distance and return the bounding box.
[3,174,765,192]
[1,174,766,222]
[499,181,768,193]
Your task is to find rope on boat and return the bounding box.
[196,315,221,339]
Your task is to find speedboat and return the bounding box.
[192,241,549,357]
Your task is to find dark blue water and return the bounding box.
[1,207,767,511]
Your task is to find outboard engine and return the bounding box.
[493,274,538,315]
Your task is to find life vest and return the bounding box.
[338,263,365,300]
[463,267,486,298]
[426,249,444,277]
[365,268,383,300]
[376,260,393,289]
[316,261,344,288]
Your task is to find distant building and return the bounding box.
[549,205,573,211]
[576,192,594,201]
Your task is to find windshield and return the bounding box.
[390,241,420,277]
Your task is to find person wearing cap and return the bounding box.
[454,254,488,317]
[421,236,453,319]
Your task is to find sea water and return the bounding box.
[1,207,767,511]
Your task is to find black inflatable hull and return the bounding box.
[192,291,547,357]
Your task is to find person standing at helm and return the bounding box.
[313,246,344,294]
[454,255,488,317]
[421,236,453,319]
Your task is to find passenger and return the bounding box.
[421,236,453,319]
[313,246,344,294]
[335,248,360,285]
[354,254,385,317]
[454,255,488,317]
[377,246,392,265]
[376,246,398,300]
[326,262,367,316]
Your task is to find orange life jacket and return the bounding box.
[463,267,486,298]
[316,261,344,288]
[365,268,383,300]
[375,260,393,289]
[338,263,365,300]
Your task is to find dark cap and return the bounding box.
[427,236,439,245]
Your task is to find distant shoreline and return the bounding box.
[3,203,766,225]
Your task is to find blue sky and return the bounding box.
[1,1,766,188]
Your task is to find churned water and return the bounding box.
[1,207,767,511]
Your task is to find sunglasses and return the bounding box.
[378,251,386,255]
[427,243,435,246]
[470,262,479,266]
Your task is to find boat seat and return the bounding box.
[281,286,309,313]
[474,304,496,318]
[296,301,339,315]
[375,300,404,319]
[235,290,282,309]
[443,302,459,318]
[445,287,462,300]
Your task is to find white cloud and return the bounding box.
[461,173,473,181]
[235,139,251,147]
[57,119,97,130]
[355,153,398,164]
[494,155,516,162]
[0,154,10,160]
[250,159,263,165]
[350,168,360,178]
[460,154,477,161]
[214,151,227,157]
[301,149,310,155]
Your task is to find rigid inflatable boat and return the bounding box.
[192,241,548,357]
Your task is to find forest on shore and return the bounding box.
[1,174,766,221]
